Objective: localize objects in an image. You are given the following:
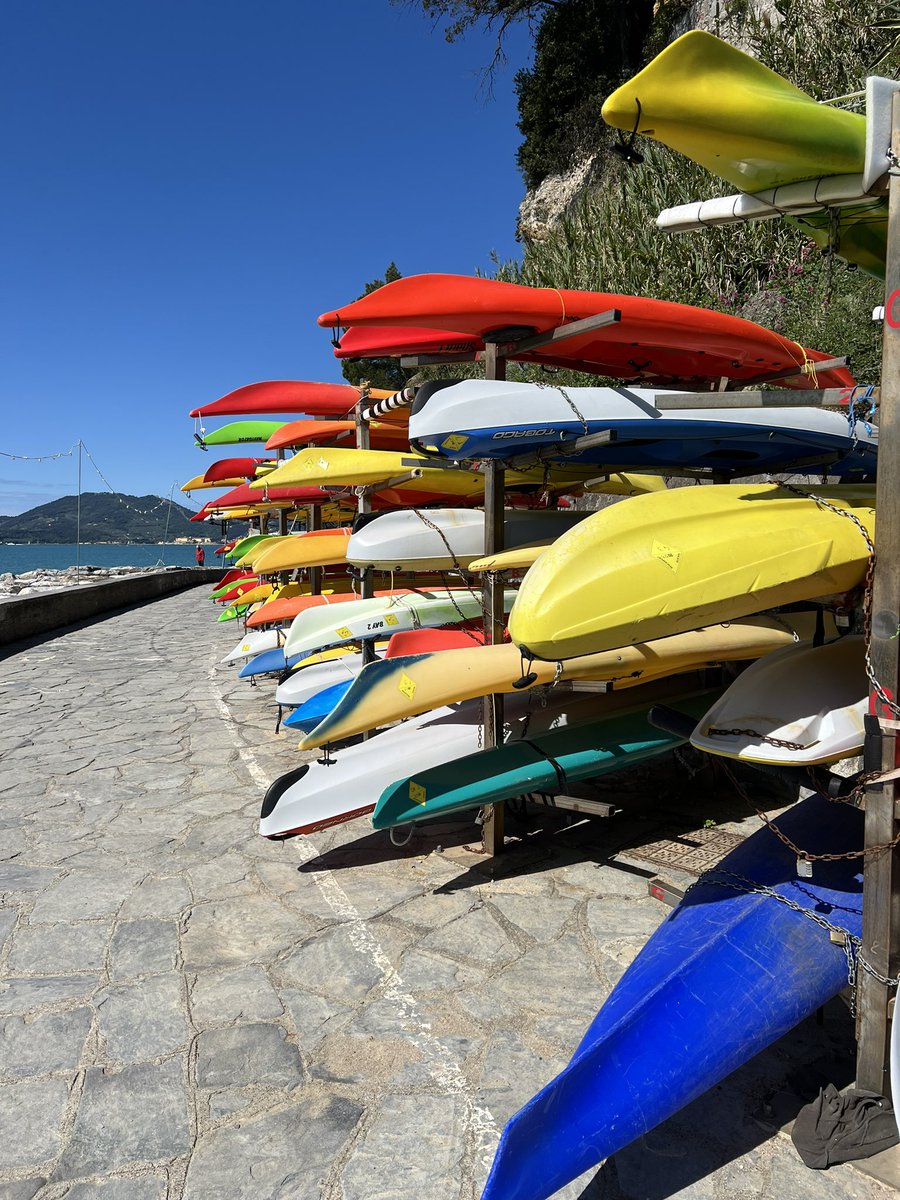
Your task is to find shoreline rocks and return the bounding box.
[0,565,181,600]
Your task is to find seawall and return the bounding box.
[0,567,219,647]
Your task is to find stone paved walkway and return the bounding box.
[0,587,895,1200]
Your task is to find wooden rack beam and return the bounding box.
[481,343,506,855]
[355,388,376,684]
[653,387,879,410]
[856,91,900,1097]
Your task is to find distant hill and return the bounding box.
[0,492,210,544]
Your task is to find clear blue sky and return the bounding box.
[0,1,533,516]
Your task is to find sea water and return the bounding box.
[0,543,222,575]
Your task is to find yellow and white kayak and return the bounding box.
[508,483,875,660]
[298,613,831,749]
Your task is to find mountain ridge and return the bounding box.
[0,492,206,544]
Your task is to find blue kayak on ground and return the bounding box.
[481,791,863,1200]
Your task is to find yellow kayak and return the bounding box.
[299,613,830,749]
[250,530,353,574]
[508,483,875,660]
[236,535,298,568]
[249,446,602,498]
[601,30,885,276]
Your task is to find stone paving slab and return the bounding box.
[0,586,895,1199]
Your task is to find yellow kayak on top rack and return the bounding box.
[508,483,876,661]
[601,30,886,277]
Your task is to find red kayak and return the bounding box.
[319,273,853,390]
[198,482,333,511]
[190,380,395,419]
[384,627,486,657]
[213,569,256,591]
[202,457,272,484]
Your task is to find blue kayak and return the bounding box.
[407,380,877,481]
[482,792,863,1200]
[282,679,354,731]
[238,647,305,679]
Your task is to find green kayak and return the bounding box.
[373,687,720,829]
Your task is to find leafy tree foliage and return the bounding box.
[515,0,654,188]
[338,263,413,393]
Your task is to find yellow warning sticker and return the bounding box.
[384,612,399,626]
[652,539,680,572]
[409,781,427,806]
[335,625,352,638]
[398,673,417,700]
[240,644,250,652]
[317,456,329,471]
[442,434,468,452]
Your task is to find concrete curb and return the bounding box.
[0,568,221,646]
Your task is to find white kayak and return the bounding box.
[345,507,586,571]
[259,691,598,839]
[275,652,373,709]
[691,635,866,766]
[221,626,288,665]
[407,379,878,480]
[282,589,517,660]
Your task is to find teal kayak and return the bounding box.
[372,688,720,829]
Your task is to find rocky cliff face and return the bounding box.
[516,1,778,243]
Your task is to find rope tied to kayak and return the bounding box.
[520,738,571,796]
[610,98,644,166]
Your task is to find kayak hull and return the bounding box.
[482,791,863,1200]
[508,483,875,660]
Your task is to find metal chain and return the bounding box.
[409,507,495,634]
[718,757,900,863]
[536,380,589,436]
[777,481,898,717]
[684,867,899,1012]
[705,725,814,752]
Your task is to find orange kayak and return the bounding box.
[318,274,854,391]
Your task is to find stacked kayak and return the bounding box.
[186,27,886,1200]
[601,30,887,278]
[482,792,863,1200]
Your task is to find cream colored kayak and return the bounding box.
[691,635,866,766]
[508,483,875,660]
[283,588,516,660]
[468,544,549,573]
[298,613,830,749]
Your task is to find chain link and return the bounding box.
[705,725,814,752]
[684,867,898,1013]
[536,380,589,435]
[777,481,897,718]
[718,757,900,863]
